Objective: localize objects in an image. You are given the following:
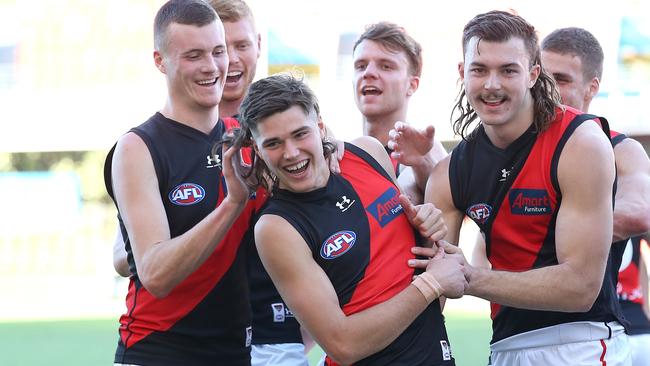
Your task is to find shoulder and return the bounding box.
[349,136,396,181]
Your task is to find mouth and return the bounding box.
[197,77,218,87]
[283,159,309,175]
[480,93,507,107]
[226,71,243,85]
[361,85,382,96]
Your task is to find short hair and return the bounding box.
[154,0,219,52]
[541,27,604,82]
[231,74,335,193]
[208,0,255,23]
[452,10,560,140]
[353,22,423,77]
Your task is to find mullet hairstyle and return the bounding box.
[154,0,219,53]
[353,21,423,77]
[228,74,336,193]
[452,10,561,140]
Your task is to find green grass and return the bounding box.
[0,313,491,365]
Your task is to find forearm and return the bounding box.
[467,263,601,312]
[316,284,429,365]
[613,198,650,241]
[137,198,246,297]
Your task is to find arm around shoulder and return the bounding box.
[613,138,650,241]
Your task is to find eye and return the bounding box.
[381,63,393,70]
[263,141,280,149]
[354,62,366,71]
[295,130,310,139]
[237,43,250,51]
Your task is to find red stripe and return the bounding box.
[599,339,607,366]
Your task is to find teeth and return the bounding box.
[286,160,307,172]
[227,71,242,77]
[197,78,216,85]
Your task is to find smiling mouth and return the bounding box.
[226,71,243,84]
[284,159,309,174]
[197,78,218,86]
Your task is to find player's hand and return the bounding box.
[222,142,250,206]
[399,195,446,244]
[387,121,435,169]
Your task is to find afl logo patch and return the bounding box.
[467,203,491,224]
[320,230,356,259]
[169,183,205,206]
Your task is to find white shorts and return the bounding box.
[251,343,309,366]
[489,321,631,366]
[629,333,650,366]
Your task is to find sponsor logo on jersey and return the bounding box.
[366,187,402,227]
[509,189,551,215]
[271,302,295,323]
[467,203,492,224]
[320,230,356,259]
[169,183,205,206]
[206,154,221,168]
[336,195,355,212]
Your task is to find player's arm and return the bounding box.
[471,231,491,269]
[641,236,650,319]
[465,121,615,311]
[112,226,131,277]
[111,133,248,298]
[255,215,466,366]
[424,155,464,246]
[612,138,650,241]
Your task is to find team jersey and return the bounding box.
[104,113,259,365]
[259,143,454,366]
[618,236,650,335]
[450,106,626,343]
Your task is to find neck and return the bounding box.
[362,110,406,146]
[483,101,535,149]
[219,98,242,118]
[160,98,220,134]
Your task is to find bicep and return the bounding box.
[555,123,615,270]
[615,139,650,201]
[255,215,346,346]
[112,133,170,264]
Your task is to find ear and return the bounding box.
[318,116,326,139]
[457,61,465,80]
[256,33,262,59]
[154,50,166,74]
[586,76,600,100]
[528,64,541,88]
[407,75,420,97]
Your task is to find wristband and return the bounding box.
[411,272,442,304]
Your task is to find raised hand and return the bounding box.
[387,121,435,168]
[222,143,251,205]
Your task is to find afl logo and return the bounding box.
[169,183,205,206]
[467,203,491,224]
[320,231,356,260]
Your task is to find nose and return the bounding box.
[228,47,240,64]
[484,71,501,90]
[362,63,378,79]
[201,55,218,74]
[283,140,299,160]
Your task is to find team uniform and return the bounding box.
[104,113,260,366]
[259,142,454,366]
[449,107,629,365]
[618,236,650,365]
[248,229,308,366]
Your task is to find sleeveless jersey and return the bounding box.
[104,113,259,365]
[248,220,303,344]
[450,106,625,343]
[609,131,628,281]
[260,143,454,366]
[618,236,650,335]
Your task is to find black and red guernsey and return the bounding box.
[104,114,260,365]
[260,142,454,366]
[449,106,625,343]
